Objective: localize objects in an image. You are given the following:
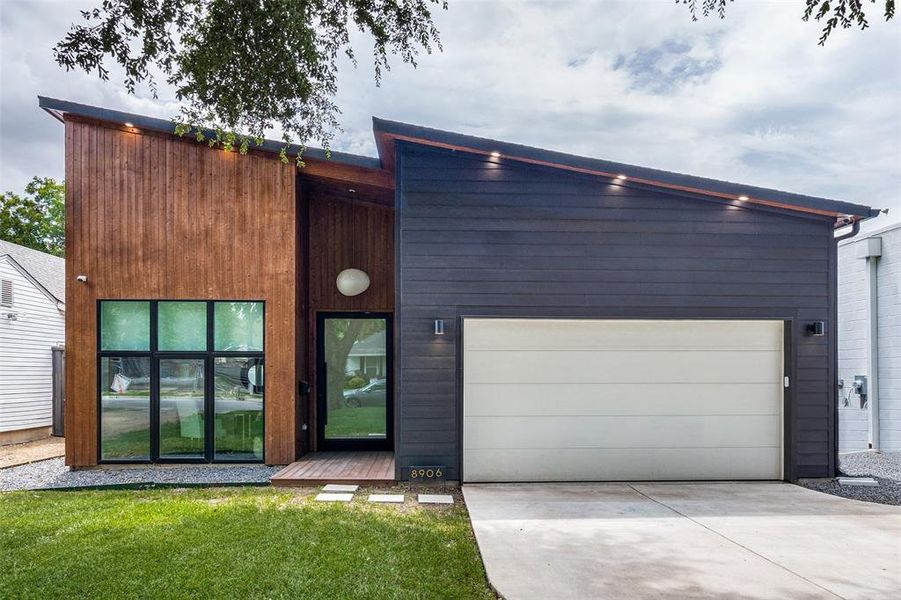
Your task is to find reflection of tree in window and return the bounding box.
[215,302,263,351]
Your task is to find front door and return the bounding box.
[316,313,393,450]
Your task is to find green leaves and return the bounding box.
[0,177,66,257]
[54,0,446,162]
[678,0,894,44]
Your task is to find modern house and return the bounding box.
[0,240,65,445]
[838,222,901,452]
[40,96,880,481]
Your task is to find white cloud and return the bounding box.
[1,0,898,227]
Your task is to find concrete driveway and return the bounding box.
[463,482,901,600]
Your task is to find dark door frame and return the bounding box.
[316,311,394,451]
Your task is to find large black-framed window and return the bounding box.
[98,300,265,464]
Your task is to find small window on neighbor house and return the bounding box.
[0,279,12,307]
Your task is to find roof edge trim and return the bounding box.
[373,117,878,222]
[39,96,384,171]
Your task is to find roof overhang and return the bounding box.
[38,97,880,225]
[373,117,880,226]
[39,96,394,191]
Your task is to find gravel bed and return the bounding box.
[797,451,901,506]
[0,457,281,492]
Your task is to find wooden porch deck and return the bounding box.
[270,451,396,487]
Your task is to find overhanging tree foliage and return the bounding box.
[54,0,446,161]
[0,177,66,257]
[679,0,895,44]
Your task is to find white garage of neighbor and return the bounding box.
[462,319,784,482]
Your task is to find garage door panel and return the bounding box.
[465,350,781,384]
[463,319,784,482]
[465,319,783,352]
[463,447,783,482]
[463,382,783,416]
[464,415,782,449]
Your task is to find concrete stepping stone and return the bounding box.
[322,484,359,492]
[315,493,354,502]
[418,493,453,504]
[837,477,878,487]
[368,494,405,503]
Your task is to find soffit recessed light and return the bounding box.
[615,174,627,181]
[124,122,134,127]
[738,195,749,201]
[489,151,501,158]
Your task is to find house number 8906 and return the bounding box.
[410,467,443,479]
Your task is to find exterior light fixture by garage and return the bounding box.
[434,319,446,335]
[738,195,749,201]
[336,268,370,297]
[615,174,627,181]
[806,321,825,336]
[489,151,501,158]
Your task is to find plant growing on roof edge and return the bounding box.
[678,0,895,44]
[54,0,446,164]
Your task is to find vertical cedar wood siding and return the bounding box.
[300,178,395,451]
[64,117,296,466]
[395,143,838,481]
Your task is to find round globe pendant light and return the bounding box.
[336,268,371,297]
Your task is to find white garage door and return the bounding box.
[463,319,783,482]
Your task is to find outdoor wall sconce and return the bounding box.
[336,268,370,297]
[76,275,87,283]
[806,321,825,336]
[434,319,446,335]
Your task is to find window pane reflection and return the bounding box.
[158,302,207,351]
[214,302,263,351]
[214,357,263,460]
[159,358,205,458]
[100,357,151,460]
[100,301,150,351]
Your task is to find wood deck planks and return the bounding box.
[271,452,395,487]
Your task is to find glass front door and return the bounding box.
[317,313,392,450]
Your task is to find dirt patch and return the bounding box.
[0,437,65,469]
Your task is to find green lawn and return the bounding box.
[326,406,386,439]
[0,487,494,600]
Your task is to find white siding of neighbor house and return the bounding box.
[839,224,901,452]
[0,256,65,432]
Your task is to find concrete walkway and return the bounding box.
[463,482,901,600]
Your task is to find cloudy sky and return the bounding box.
[1,0,898,228]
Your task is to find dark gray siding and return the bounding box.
[395,143,838,481]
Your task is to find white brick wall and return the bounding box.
[837,238,869,451]
[838,223,901,452]
[876,228,901,451]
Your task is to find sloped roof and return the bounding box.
[372,117,879,222]
[349,330,386,356]
[38,96,878,223]
[0,240,65,303]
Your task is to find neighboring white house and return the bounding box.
[0,240,65,445]
[838,222,901,452]
[345,330,387,380]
